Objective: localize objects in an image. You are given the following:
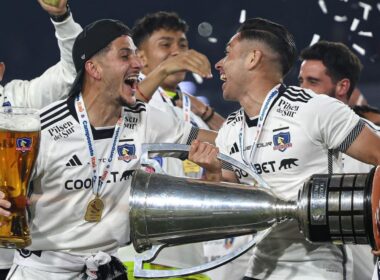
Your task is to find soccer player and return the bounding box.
[0,0,81,279]
[188,18,380,279]
[0,18,215,279]
[299,40,378,280]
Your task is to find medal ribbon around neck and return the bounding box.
[182,93,191,123]
[75,94,125,196]
[239,86,280,175]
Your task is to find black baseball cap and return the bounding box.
[69,19,131,96]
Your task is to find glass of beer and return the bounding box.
[0,107,40,248]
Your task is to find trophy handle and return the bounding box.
[133,227,273,278]
[140,143,271,190]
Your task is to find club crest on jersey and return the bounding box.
[16,137,32,152]
[117,143,137,162]
[273,132,292,152]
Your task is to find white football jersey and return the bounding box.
[216,85,363,280]
[26,96,196,255]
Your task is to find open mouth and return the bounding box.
[220,74,226,81]
[124,75,138,89]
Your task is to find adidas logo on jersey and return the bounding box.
[66,155,83,167]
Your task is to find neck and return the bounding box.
[81,89,121,128]
[240,80,280,118]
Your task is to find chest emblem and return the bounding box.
[117,143,137,162]
[273,131,292,152]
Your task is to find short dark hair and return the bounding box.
[132,11,188,48]
[237,18,297,77]
[300,41,363,99]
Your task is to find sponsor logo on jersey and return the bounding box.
[279,158,298,170]
[16,137,32,152]
[48,121,75,141]
[64,169,135,190]
[234,158,299,178]
[273,131,292,152]
[276,99,299,118]
[124,116,138,129]
[230,141,273,155]
[117,143,137,162]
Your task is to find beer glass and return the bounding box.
[0,107,40,248]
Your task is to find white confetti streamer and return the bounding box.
[358,2,372,20]
[318,0,328,14]
[334,15,348,22]
[310,34,320,46]
[208,37,218,43]
[352,43,366,56]
[350,18,360,31]
[239,9,246,23]
[378,3,380,12]
[358,31,373,37]
[339,0,348,2]
[192,73,204,84]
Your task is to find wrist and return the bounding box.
[49,4,70,22]
[202,106,215,122]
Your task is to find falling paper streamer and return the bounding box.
[358,2,372,20]
[352,43,366,56]
[378,3,380,12]
[358,31,373,37]
[310,34,320,46]
[192,73,204,84]
[208,37,218,43]
[350,18,360,31]
[318,0,328,14]
[334,15,348,22]
[339,0,348,2]
[239,10,246,23]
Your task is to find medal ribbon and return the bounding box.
[75,94,125,196]
[239,86,280,173]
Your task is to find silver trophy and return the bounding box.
[130,144,380,278]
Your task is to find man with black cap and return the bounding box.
[189,17,380,279]
[0,17,216,280]
[0,0,81,279]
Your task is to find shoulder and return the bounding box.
[280,85,316,104]
[225,109,243,126]
[40,99,70,131]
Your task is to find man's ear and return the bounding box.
[0,62,5,82]
[246,50,262,70]
[335,78,351,102]
[85,60,102,80]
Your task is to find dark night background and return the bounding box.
[1,0,379,116]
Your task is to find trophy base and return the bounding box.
[0,236,31,249]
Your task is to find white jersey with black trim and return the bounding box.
[0,15,82,269]
[216,84,363,280]
[25,95,196,256]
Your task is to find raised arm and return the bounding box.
[3,0,82,108]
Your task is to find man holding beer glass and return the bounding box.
[0,13,216,279]
[0,0,81,278]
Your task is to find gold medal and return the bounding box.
[84,196,104,222]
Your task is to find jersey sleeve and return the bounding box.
[145,104,198,145]
[3,15,82,109]
[303,95,363,152]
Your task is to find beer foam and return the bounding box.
[0,115,40,132]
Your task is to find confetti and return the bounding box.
[378,3,380,12]
[198,22,213,37]
[358,2,372,20]
[358,31,373,37]
[334,15,348,22]
[208,37,218,43]
[239,9,246,23]
[339,0,348,2]
[192,73,204,84]
[352,43,366,56]
[350,18,360,31]
[309,34,320,46]
[318,0,328,14]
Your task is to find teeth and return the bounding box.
[220,74,226,81]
